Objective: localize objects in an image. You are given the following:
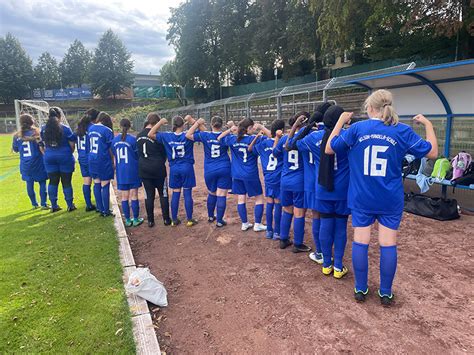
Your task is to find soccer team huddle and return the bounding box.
[13,89,438,306]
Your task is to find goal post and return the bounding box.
[14,99,70,130]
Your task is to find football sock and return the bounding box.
[48,183,59,209]
[39,180,47,207]
[352,242,369,293]
[82,184,92,208]
[293,216,305,246]
[63,186,74,208]
[333,217,348,270]
[93,184,104,213]
[183,188,193,220]
[171,191,181,221]
[131,199,140,219]
[380,245,397,296]
[237,203,247,223]
[207,194,217,218]
[216,196,227,223]
[101,183,110,213]
[122,200,130,220]
[254,203,264,224]
[279,211,293,240]
[274,203,282,235]
[26,180,38,206]
[320,217,335,267]
[312,218,322,254]
[265,203,274,232]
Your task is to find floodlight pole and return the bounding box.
[14,99,21,131]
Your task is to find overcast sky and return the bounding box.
[0,0,182,74]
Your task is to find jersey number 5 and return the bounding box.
[364,145,388,177]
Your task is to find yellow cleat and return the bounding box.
[185,219,198,227]
[333,266,348,279]
[322,265,333,275]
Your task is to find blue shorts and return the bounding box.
[90,164,114,181]
[79,161,90,177]
[232,179,263,197]
[304,191,316,210]
[169,164,196,189]
[265,184,280,199]
[351,210,403,230]
[117,182,141,191]
[43,152,75,174]
[315,199,350,216]
[204,169,232,192]
[281,190,305,208]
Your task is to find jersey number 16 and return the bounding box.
[364,145,388,177]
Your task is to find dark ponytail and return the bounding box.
[85,108,99,122]
[211,116,223,129]
[97,112,113,130]
[76,114,93,137]
[237,117,254,142]
[172,116,184,132]
[120,118,131,141]
[144,112,160,128]
[270,119,285,138]
[43,107,63,147]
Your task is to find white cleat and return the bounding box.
[309,252,324,264]
[253,223,267,232]
[241,222,254,231]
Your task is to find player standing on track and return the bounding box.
[327,89,438,306]
[248,119,285,239]
[76,108,99,212]
[136,113,171,228]
[148,115,199,227]
[88,112,115,217]
[112,118,144,227]
[186,116,232,227]
[218,118,269,232]
[273,113,311,252]
[12,114,49,209]
[41,107,76,213]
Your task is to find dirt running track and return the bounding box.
[122,148,474,354]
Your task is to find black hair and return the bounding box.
[97,112,113,130]
[315,102,332,115]
[270,119,285,138]
[237,117,254,142]
[43,107,63,147]
[145,112,160,128]
[288,111,310,127]
[211,116,223,129]
[323,105,344,130]
[172,116,184,132]
[85,108,100,122]
[120,118,131,141]
[76,114,93,137]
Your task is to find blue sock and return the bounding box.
[171,191,181,221]
[183,188,193,220]
[333,217,348,270]
[274,203,282,235]
[319,217,335,267]
[293,216,305,246]
[237,203,247,223]
[352,242,369,293]
[279,211,293,240]
[63,186,74,208]
[122,200,130,220]
[207,194,217,218]
[312,218,322,254]
[93,183,103,213]
[216,196,226,223]
[26,180,38,207]
[82,184,92,208]
[39,180,47,207]
[380,245,397,296]
[131,199,140,219]
[254,203,264,224]
[48,183,59,209]
[265,203,274,232]
[101,183,110,213]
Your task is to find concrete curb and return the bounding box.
[110,189,161,355]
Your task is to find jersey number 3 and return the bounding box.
[364,145,388,177]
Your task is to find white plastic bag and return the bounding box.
[126,268,168,306]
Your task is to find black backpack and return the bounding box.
[402,157,421,179]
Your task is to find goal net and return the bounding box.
[14,100,70,130]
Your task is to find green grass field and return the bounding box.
[0,135,135,353]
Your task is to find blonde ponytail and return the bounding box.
[365,89,399,126]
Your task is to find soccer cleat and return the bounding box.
[216,220,227,228]
[354,288,369,303]
[125,219,133,227]
[186,219,198,227]
[85,204,96,212]
[309,252,323,264]
[41,204,51,210]
[272,233,280,240]
[51,206,62,213]
[292,243,312,253]
[265,231,274,239]
[241,222,254,231]
[163,218,172,226]
[148,221,155,228]
[322,265,333,275]
[333,266,348,279]
[32,205,40,209]
[67,204,77,212]
[378,290,394,307]
[101,210,115,217]
[253,223,267,232]
[279,238,293,249]
[171,219,181,227]
[133,218,144,227]
[208,216,216,223]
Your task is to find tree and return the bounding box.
[160,60,179,86]
[34,52,61,89]
[89,30,134,99]
[59,39,91,87]
[0,33,34,103]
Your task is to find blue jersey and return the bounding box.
[88,123,114,172]
[155,132,194,167]
[40,124,76,155]
[296,130,349,201]
[76,123,92,165]
[193,131,230,173]
[222,135,259,180]
[112,133,140,185]
[273,134,304,191]
[331,118,432,214]
[253,136,282,187]
[12,130,47,181]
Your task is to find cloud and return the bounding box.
[0,0,181,74]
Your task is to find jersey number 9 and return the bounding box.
[288,151,299,170]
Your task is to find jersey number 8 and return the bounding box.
[267,154,278,171]
[211,144,220,158]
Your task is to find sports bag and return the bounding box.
[431,158,451,181]
[451,151,472,181]
[422,159,435,177]
[404,193,460,221]
[402,155,421,179]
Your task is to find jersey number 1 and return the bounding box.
[364,145,388,177]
